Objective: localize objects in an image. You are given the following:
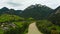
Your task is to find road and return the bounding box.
[28,22,43,34]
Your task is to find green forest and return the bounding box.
[0,4,60,34]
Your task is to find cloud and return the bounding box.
[0,0,60,10]
[7,2,22,7]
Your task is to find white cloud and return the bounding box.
[0,0,60,10]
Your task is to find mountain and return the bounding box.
[49,6,60,25]
[0,4,54,20]
[20,4,53,20]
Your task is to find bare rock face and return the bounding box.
[54,6,60,14]
[0,22,16,30]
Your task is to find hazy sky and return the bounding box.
[0,0,60,10]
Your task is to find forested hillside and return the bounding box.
[49,6,60,26]
[20,4,53,20]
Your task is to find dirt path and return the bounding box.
[28,22,43,34]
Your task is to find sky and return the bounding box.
[0,0,60,10]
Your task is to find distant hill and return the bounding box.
[0,7,22,16]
